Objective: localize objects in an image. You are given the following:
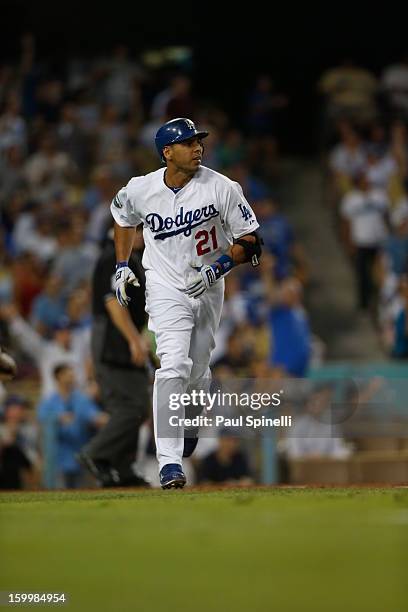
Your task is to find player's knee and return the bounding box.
[189,365,211,388]
[158,353,192,380]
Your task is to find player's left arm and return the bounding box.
[226,231,263,266]
[185,231,263,298]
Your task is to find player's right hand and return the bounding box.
[114,263,140,307]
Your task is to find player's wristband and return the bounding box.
[116,261,128,269]
[210,254,234,280]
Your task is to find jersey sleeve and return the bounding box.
[222,181,260,239]
[110,179,142,227]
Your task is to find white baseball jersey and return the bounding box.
[110,165,259,290]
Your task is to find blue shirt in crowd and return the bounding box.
[384,236,408,276]
[392,308,408,358]
[38,390,100,473]
[30,293,66,331]
[262,214,294,280]
[268,305,311,376]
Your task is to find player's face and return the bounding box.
[165,137,204,173]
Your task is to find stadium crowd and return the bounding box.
[322,57,408,357]
[2,38,407,489]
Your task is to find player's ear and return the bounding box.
[163,145,172,161]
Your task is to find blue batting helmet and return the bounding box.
[155,118,209,162]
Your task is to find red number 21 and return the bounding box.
[195,226,218,256]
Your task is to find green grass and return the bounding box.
[1,487,407,612]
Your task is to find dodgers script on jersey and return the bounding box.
[110,165,259,290]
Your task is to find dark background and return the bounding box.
[2,2,406,153]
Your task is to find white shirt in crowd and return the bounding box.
[381,62,408,113]
[341,188,389,247]
[329,145,366,178]
[9,316,88,399]
[285,413,351,459]
[365,154,397,190]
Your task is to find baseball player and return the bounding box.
[111,118,262,489]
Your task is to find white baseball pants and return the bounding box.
[146,279,224,471]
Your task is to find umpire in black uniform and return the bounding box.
[79,227,150,487]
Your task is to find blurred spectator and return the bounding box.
[19,33,40,120]
[37,364,107,488]
[96,104,127,165]
[213,326,254,377]
[0,394,38,489]
[247,134,279,182]
[247,74,288,137]
[138,116,164,154]
[0,144,27,209]
[76,88,100,135]
[383,199,408,276]
[99,44,143,118]
[0,305,88,397]
[29,274,65,337]
[260,254,311,376]
[13,206,57,263]
[23,131,77,203]
[318,59,378,136]
[36,79,64,123]
[198,430,253,486]
[51,217,97,299]
[12,200,38,254]
[200,125,221,171]
[329,121,366,195]
[12,252,44,318]
[85,165,118,244]
[253,197,307,281]
[381,54,408,121]
[165,74,194,120]
[0,230,13,304]
[340,173,389,310]
[376,254,403,351]
[285,383,352,459]
[0,90,27,155]
[212,275,248,364]
[227,162,270,202]
[65,287,93,380]
[368,122,388,154]
[57,102,90,171]
[151,74,194,122]
[364,143,398,192]
[390,120,408,182]
[391,274,408,358]
[217,128,246,169]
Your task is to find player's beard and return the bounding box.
[176,160,200,176]
[188,155,203,172]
